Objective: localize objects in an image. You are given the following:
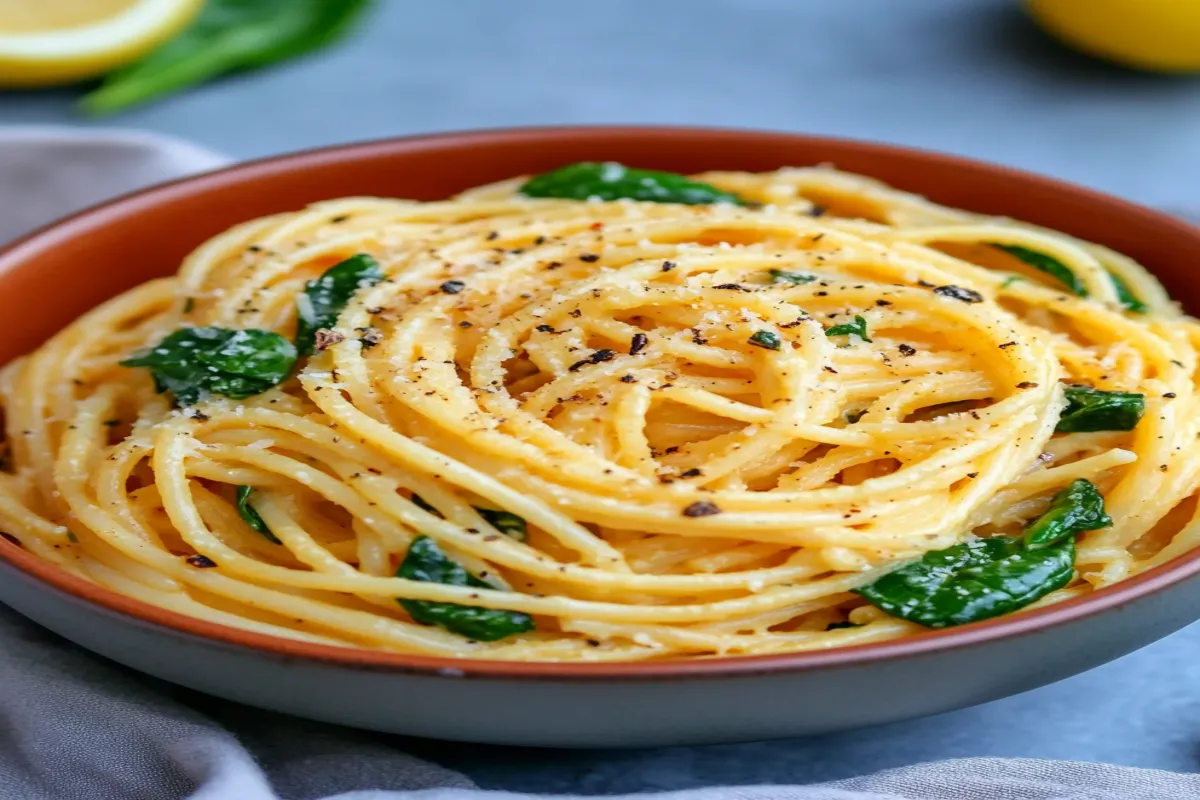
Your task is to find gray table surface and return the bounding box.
[5,0,1200,792]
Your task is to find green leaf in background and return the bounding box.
[992,243,1145,313]
[520,162,746,205]
[80,0,375,116]
[397,536,535,641]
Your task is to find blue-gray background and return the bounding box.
[5,0,1200,792]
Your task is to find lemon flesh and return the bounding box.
[1028,0,1200,73]
[0,0,203,88]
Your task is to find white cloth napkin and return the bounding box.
[2,125,1199,800]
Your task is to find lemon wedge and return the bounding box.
[0,0,203,88]
[1027,0,1200,73]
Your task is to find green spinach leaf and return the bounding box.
[1056,385,1145,433]
[1024,479,1112,550]
[768,269,818,285]
[397,536,534,641]
[520,163,745,205]
[295,254,385,357]
[81,0,375,115]
[854,478,1111,627]
[825,315,871,342]
[121,327,296,406]
[411,494,527,541]
[236,486,281,544]
[854,536,1075,628]
[748,331,782,351]
[475,508,528,542]
[993,244,1145,313]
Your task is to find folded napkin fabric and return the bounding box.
[2,125,1200,800]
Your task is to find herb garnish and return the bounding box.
[411,494,528,541]
[120,327,297,406]
[854,479,1110,628]
[1055,385,1145,433]
[295,254,385,357]
[768,269,818,285]
[396,536,534,641]
[748,331,782,351]
[236,486,281,544]
[825,315,871,341]
[520,162,745,205]
[993,244,1146,313]
[1023,479,1112,550]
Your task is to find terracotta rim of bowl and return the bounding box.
[3,124,1200,681]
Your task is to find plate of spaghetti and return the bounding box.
[1,127,1198,746]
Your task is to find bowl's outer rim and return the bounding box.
[3,123,1200,682]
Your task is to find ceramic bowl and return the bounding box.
[2,127,1199,748]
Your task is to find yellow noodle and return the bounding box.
[0,165,1196,661]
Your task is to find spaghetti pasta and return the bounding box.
[1,164,1196,660]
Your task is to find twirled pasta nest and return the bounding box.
[0,165,1194,660]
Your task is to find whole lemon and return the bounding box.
[1027,0,1200,73]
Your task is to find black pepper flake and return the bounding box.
[182,297,195,313]
[680,468,703,478]
[440,280,466,295]
[933,285,984,303]
[358,327,383,349]
[661,260,677,272]
[815,291,828,297]
[1016,381,1039,389]
[568,309,582,318]
[916,280,936,288]
[682,500,722,517]
[875,299,892,307]
[1160,464,1170,472]
[807,204,827,217]
[579,253,600,263]
[998,342,1017,349]
[568,349,617,372]
[897,344,916,357]
[103,419,121,428]
[534,236,546,245]
[330,214,350,223]
[620,374,637,383]
[713,283,748,291]
[535,324,555,333]
[185,409,210,422]
[586,639,601,647]
[486,231,499,241]
[458,320,473,328]
[1172,360,1186,368]
[664,446,680,454]
[247,244,263,253]
[1164,392,1177,399]
[186,554,218,568]
[314,328,345,351]
[545,261,564,270]
[629,333,649,356]
[691,329,708,345]
[823,366,839,374]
